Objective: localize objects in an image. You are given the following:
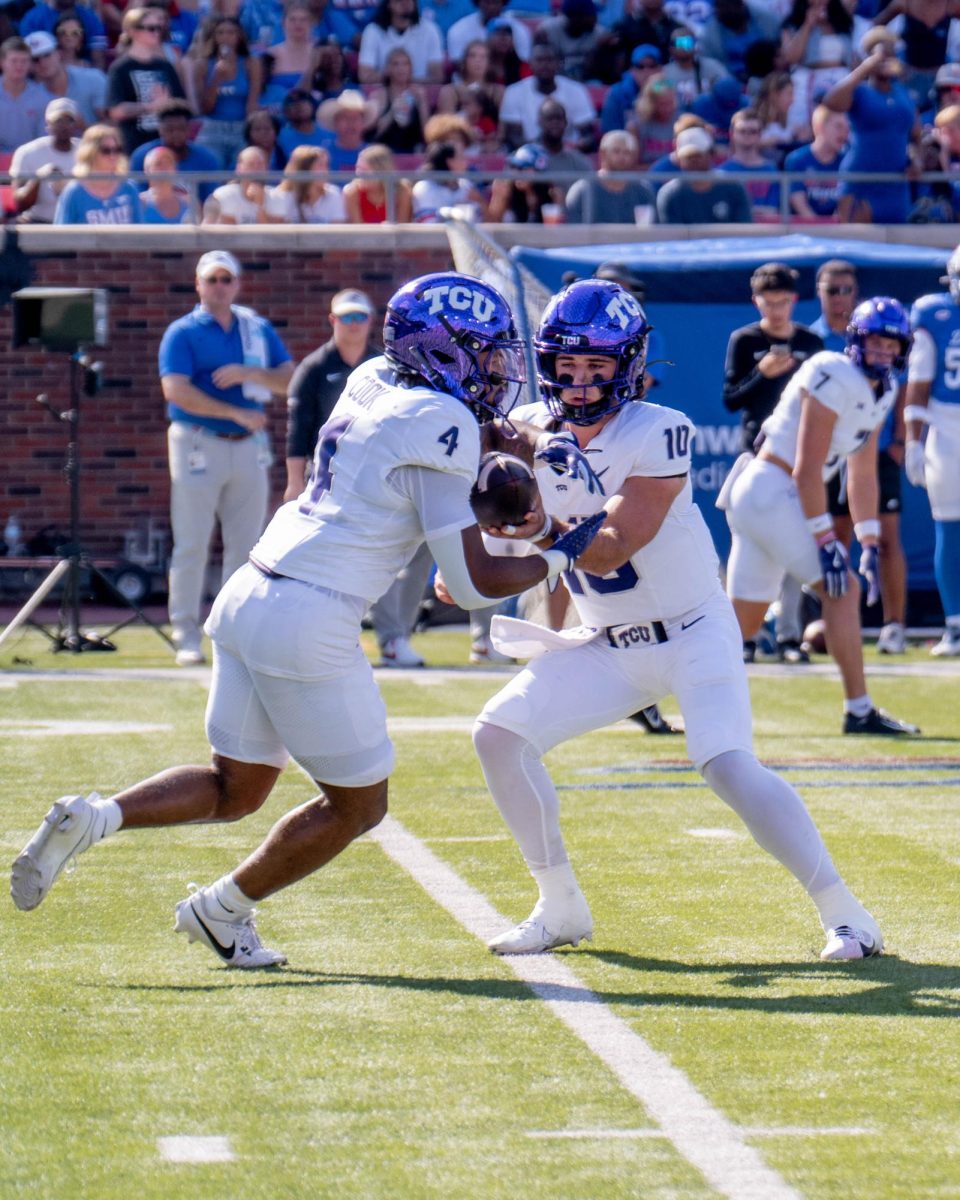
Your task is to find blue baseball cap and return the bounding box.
[631,43,662,66]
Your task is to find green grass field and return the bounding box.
[2,625,959,1200]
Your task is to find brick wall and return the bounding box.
[0,230,453,560]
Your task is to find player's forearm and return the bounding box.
[480,417,542,464]
[904,380,931,440]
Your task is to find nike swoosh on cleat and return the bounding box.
[190,902,236,960]
[681,615,706,631]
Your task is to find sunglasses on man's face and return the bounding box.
[823,284,854,296]
[204,274,237,284]
[337,311,369,324]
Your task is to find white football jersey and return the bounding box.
[253,357,478,601]
[760,351,897,480]
[514,400,722,625]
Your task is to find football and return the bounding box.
[802,618,827,655]
[470,452,539,528]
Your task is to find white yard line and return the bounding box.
[157,1136,235,1163]
[370,814,802,1200]
[0,720,172,736]
[527,1126,871,1140]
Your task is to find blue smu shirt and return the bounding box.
[158,305,292,435]
[911,291,960,408]
[54,180,142,224]
[717,156,780,212]
[783,144,842,217]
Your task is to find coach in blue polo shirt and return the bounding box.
[158,249,294,666]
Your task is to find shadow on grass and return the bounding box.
[109,953,960,1017]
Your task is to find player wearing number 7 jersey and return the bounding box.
[11,272,605,970]
[723,296,919,737]
[472,279,885,962]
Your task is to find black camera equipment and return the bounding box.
[0,288,174,655]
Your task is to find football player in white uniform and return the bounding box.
[10,273,605,969]
[903,248,960,657]
[471,279,884,962]
[723,297,919,736]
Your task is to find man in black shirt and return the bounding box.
[283,288,377,502]
[722,262,823,663]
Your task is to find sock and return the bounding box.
[532,862,583,909]
[947,616,960,631]
[206,873,256,919]
[809,879,876,936]
[91,796,123,838]
[701,750,841,895]
[934,520,960,619]
[844,695,873,718]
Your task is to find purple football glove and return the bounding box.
[819,537,849,599]
[534,435,606,495]
[859,544,881,607]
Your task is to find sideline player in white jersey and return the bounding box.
[468,279,884,961]
[10,272,605,969]
[903,249,960,657]
[723,296,919,737]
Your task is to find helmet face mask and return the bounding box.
[383,273,526,421]
[535,279,650,425]
[845,296,911,389]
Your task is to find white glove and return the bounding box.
[905,439,927,489]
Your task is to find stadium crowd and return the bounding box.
[5,0,960,223]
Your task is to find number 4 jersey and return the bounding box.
[513,399,722,625]
[253,356,479,601]
[759,350,897,481]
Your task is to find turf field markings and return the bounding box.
[157,1136,235,1163]
[424,834,510,843]
[564,780,960,791]
[0,719,172,737]
[581,761,960,775]
[527,1126,871,1140]
[387,717,478,733]
[371,814,802,1200]
[687,828,742,840]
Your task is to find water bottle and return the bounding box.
[4,515,22,556]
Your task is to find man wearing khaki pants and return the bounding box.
[159,250,294,665]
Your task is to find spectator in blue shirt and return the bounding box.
[19,0,107,70]
[822,25,921,222]
[784,102,848,218]
[190,17,263,169]
[690,74,749,140]
[697,0,780,81]
[600,42,662,132]
[158,249,294,665]
[129,98,221,202]
[718,105,782,216]
[277,87,328,159]
[54,122,143,223]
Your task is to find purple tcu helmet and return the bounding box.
[535,279,650,425]
[845,296,912,387]
[382,272,525,420]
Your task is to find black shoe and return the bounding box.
[629,704,682,734]
[777,639,810,665]
[742,640,757,664]
[843,707,920,736]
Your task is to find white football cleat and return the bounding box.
[469,636,515,665]
[820,922,883,961]
[876,622,906,655]
[11,793,109,911]
[378,636,425,668]
[175,886,287,969]
[931,628,960,658]
[489,896,593,955]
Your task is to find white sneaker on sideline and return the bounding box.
[931,627,960,657]
[175,646,206,667]
[820,922,883,961]
[175,885,287,969]
[11,793,107,911]
[488,896,593,955]
[379,636,425,668]
[469,636,514,665]
[876,622,906,655]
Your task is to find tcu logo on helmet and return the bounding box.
[605,289,643,331]
[421,283,496,323]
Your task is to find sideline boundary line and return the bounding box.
[370,814,801,1200]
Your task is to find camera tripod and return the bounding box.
[0,351,174,656]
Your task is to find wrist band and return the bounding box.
[533,515,554,543]
[904,405,931,425]
[806,513,833,537]
[854,519,881,543]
